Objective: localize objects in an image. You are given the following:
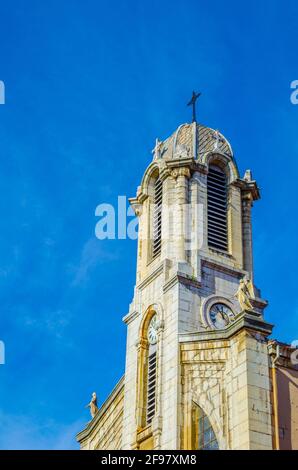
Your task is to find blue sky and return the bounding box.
[0,0,297,449]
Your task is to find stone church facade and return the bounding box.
[77,120,298,450]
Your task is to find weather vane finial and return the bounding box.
[187,91,201,123]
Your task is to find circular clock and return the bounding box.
[209,303,234,329]
[148,314,158,344]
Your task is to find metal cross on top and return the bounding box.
[187,91,201,123]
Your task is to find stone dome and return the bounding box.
[154,122,233,162]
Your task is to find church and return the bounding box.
[76,100,298,450]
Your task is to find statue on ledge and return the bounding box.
[235,278,255,311]
[86,392,99,419]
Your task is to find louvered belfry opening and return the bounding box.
[152,177,163,259]
[146,347,157,424]
[207,165,228,252]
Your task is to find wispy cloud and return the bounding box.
[71,237,118,286]
[23,309,72,340]
[0,411,84,450]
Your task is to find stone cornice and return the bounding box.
[232,178,260,201]
[179,311,274,344]
[201,257,246,278]
[137,261,164,290]
[163,274,179,293]
[163,273,201,293]
[164,158,208,177]
[122,309,140,325]
[129,194,148,212]
[166,157,195,169]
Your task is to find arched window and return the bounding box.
[146,313,158,424]
[197,407,219,450]
[152,177,162,259]
[136,311,159,431]
[207,165,228,251]
[146,341,157,424]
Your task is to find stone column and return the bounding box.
[189,172,200,276]
[242,191,254,280]
[171,167,190,263]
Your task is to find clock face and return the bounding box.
[209,303,234,329]
[148,314,158,344]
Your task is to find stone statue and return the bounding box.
[152,138,163,159]
[86,392,99,418]
[245,278,255,298]
[212,129,224,150]
[235,278,255,311]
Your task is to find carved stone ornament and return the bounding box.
[170,167,191,180]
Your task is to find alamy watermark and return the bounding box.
[0,80,5,104]
[95,197,138,241]
[94,196,204,249]
[290,80,298,104]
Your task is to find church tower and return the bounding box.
[121,117,273,451]
[77,107,298,451]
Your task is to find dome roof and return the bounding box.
[153,122,233,162]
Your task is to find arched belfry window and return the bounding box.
[207,165,228,251]
[197,407,219,450]
[152,177,163,259]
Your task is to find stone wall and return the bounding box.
[276,367,298,449]
[268,342,298,450]
[180,328,273,450]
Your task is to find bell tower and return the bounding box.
[121,117,274,450]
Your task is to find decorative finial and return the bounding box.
[152,138,162,160]
[187,91,201,123]
[244,169,253,182]
[85,392,99,419]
